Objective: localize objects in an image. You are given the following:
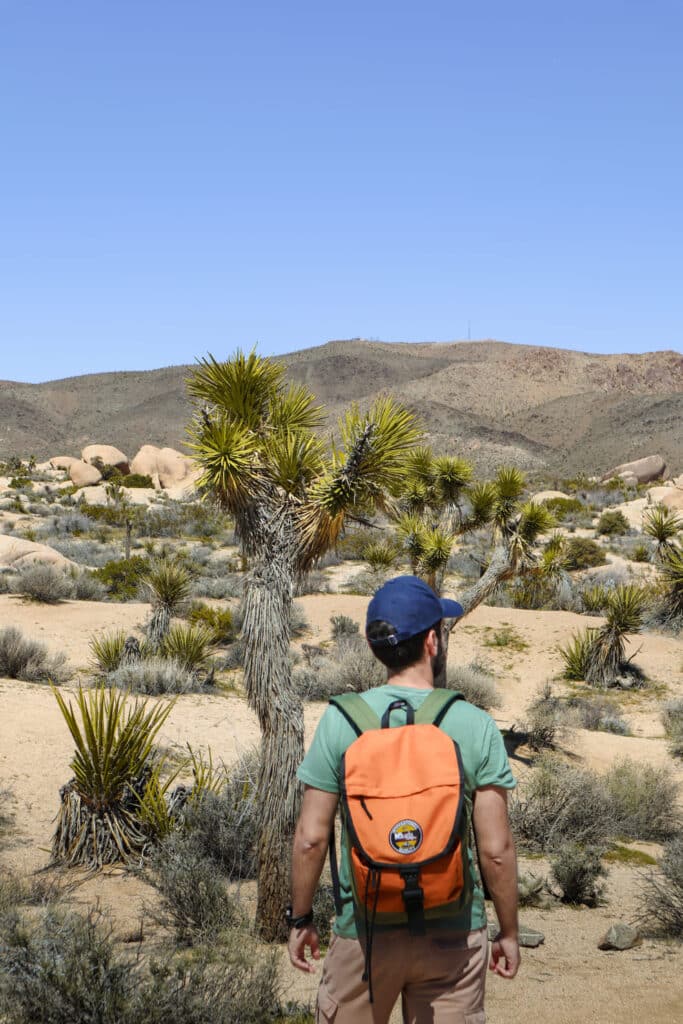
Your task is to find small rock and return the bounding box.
[598,923,641,951]
[488,923,545,948]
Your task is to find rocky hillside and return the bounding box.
[1,340,681,478]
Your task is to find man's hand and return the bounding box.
[288,923,321,974]
[489,932,520,979]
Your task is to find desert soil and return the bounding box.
[1,592,682,1023]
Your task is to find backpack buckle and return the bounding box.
[400,868,426,936]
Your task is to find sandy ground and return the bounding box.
[1,591,682,1022]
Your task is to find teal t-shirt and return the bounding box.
[297,683,516,938]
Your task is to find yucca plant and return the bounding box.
[560,629,597,681]
[585,583,646,687]
[160,622,216,673]
[656,543,683,623]
[361,538,402,573]
[89,630,127,673]
[581,583,610,615]
[51,685,176,868]
[142,557,194,647]
[643,504,682,559]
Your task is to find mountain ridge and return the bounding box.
[1,339,681,478]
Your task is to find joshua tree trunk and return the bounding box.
[434,545,517,688]
[241,515,304,941]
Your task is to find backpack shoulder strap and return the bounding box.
[329,693,381,736]
[414,688,464,727]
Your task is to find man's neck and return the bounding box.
[386,663,434,690]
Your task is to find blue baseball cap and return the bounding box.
[366,575,464,645]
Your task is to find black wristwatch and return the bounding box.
[285,905,314,929]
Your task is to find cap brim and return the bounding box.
[440,598,464,620]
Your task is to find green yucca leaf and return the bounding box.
[560,629,598,680]
[269,382,325,434]
[417,528,454,576]
[516,501,556,545]
[643,504,682,553]
[186,349,283,432]
[432,455,473,503]
[186,413,263,511]
[264,429,327,495]
[362,539,401,572]
[142,558,193,613]
[463,481,497,531]
[405,447,436,486]
[605,584,646,633]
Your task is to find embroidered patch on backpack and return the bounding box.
[389,819,423,855]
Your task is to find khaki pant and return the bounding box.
[316,927,488,1024]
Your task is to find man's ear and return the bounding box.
[424,628,439,659]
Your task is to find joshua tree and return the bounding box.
[186,351,421,938]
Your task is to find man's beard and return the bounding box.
[430,629,446,680]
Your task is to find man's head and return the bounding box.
[365,576,463,676]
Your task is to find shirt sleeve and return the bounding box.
[297,705,356,794]
[475,717,517,791]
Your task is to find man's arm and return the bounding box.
[288,784,339,974]
[472,784,520,979]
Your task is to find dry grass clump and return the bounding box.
[567,695,631,735]
[446,660,501,711]
[523,683,567,750]
[0,626,69,683]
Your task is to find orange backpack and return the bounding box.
[329,690,469,998]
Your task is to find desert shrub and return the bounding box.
[0,902,295,1024]
[446,660,501,711]
[0,907,134,1023]
[509,753,613,852]
[94,556,150,600]
[159,623,216,672]
[604,758,681,841]
[564,537,607,570]
[335,527,378,560]
[330,614,360,640]
[147,832,240,942]
[12,562,73,603]
[39,511,93,536]
[568,695,630,735]
[106,656,202,695]
[50,537,122,566]
[542,496,585,519]
[182,749,259,880]
[290,601,309,637]
[524,683,566,750]
[0,626,68,683]
[79,502,134,526]
[294,570,331,595]
[220,638,246,671]
[187,602,235,643]
[90,630,128,673]
[0,572,12,594]
[630,542,652,563]
[121,473,154,488]
[596,509,630,536]
[550,843,607,905]
[191,573,244,600]
[344,567,390,595]
[662,699,683,759]
[292,641,384,701]
[71,569,108,600]
[637,837,683,938]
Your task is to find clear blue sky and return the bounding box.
[1,1,681,382]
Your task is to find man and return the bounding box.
[288,575,520,1023]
